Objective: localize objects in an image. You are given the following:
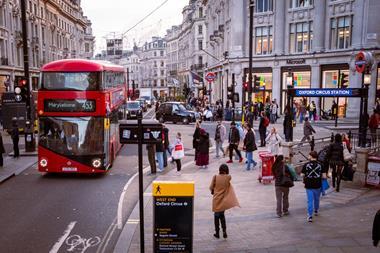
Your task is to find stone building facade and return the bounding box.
[165,0,207,98]
[139,36,168,98]
[203,0,380,118]
[0,0,94,96]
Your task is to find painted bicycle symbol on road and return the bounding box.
[65,234,101,253]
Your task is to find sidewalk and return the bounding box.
[117,149,380,253]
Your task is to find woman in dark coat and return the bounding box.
[0,131,5,166]
[11,119,19,158]
[192,121,201,161]
[328,133,344,192]
[196,128,210,168]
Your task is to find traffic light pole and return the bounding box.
[231,73,235,120]
[21,0,35,152]
[248,0,254,103]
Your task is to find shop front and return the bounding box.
[281,66,311,111]
[243,67,273,104]
[377,63,380,99]
[321,64,349,117]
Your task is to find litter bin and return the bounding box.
[367,156,380,188]
[258,151,275,184]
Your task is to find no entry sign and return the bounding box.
[205,72,216,83]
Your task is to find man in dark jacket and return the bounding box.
[0,131,5,167]
[300,117,316,143]
[226,121,242,163]
[328,134,344,192]
[243,123,257,170]
[259,111,267,147]
[301,151,326,222]
[11,119,19,158]
[162,124,170,167]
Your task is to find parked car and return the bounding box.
[136,98,147,112]
[125,101,142,119]
[155,102,196,124]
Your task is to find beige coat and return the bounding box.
[209,174,240,212]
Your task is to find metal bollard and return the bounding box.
[331,132,334,143]
[310,136,315,151]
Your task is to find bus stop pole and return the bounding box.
[335,70,341,128]
[137,114,145,253]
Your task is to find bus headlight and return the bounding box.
[92,158,102,168]
[40,158,48,167]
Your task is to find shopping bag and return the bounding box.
[172,143,185,159]
[322,178,330,191]
[342,163,355,181]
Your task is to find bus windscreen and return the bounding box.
[41,72,100,91]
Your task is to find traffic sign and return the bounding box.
[355,51,373,73]
[205,72,216,83]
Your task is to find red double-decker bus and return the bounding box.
[37,59,126,173]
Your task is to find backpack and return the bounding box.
[263,117,270,127]
[317,145,330,163]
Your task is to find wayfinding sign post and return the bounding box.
[119,118,163,253]
[287,88,368,145]
[153,181,194,253]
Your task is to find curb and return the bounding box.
[0,157,37,183]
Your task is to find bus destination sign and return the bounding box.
[44,99,96,112]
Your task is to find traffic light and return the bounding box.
[253,75,260,92]
[243,82,248,92]
[340,73,349,88]
[14,77,27,102]
[227,85,234,100]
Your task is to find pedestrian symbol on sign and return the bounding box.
[155,185,161,195]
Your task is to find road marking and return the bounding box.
[49,221,77,253]
[96,217,116,253]
[65,234,101,253]
[117,165,151,229]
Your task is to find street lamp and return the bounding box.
[364,72,371,86]
[286,69,294,142]
[360,68,372,147]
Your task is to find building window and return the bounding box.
[256,0,273,13]
[198,25,203,35]
[330,16,352,49]
[160,70,164,76]
[199,7,203,18]
[290,22,313,53]
[255,26,272,55]
[322,69,349,117]
[198,40,203,50]
[290,0,313,8]
[85,43,90,52]
[154,51,157,57]
[160,50,164,56]
[198,55,203,65]
[160,61,164,67]
[161,79,165,87]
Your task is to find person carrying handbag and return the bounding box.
[272,155,294,218]
[171,132,184,173]
[209,164,240,239]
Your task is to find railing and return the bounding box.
[348,130,380,153]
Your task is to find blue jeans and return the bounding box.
[306,188,320,217]
[246,151,257,170]
[156,152,164,171]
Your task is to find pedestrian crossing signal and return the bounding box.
[340,73,349,88]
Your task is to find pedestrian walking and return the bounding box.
[214,120,226,158]
[283,105,292,142]
[193,121,201,161]
[11,119,19,158]
[146,144,156,174]
[243,123,257,170]
[331,101,338,120]
[301,151,326,222]
[259,111,269,147]
[266,127,282,156]
[209,164,240,239]
[272,155,294,217]
[368,111,379,146]
[155,132,165,172]
[270,101,277,124]
[328,134,345,192]
[162,124,170,168]
[196,129,210,169]
[226,121,242,163]
[171,132,185,173]
[300,117,315,143]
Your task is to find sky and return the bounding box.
[81,0,189,54]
